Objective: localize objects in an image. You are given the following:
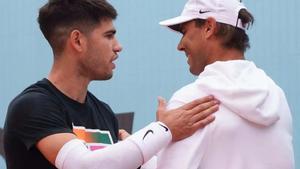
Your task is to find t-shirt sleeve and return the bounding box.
[6,91,72,150]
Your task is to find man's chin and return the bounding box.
[103,74,113,80]
[190,68,201,76]
[93,73,113,81]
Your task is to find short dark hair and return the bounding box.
[195,9,254,52]
[38,0,117,55]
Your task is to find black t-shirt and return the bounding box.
[4,78,119,169]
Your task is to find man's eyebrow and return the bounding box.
[104,29,116,35]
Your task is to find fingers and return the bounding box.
[119,129,130,140]
[157,95,220,142]
[191,104,218,123]
[192,115,216,129]
[191,99,219,114]
[171,114,216,142]
[189,101,219,122]
[179,95,215,110]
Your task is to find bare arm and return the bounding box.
[37,133,77,165]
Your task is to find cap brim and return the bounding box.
[159,15,197,32]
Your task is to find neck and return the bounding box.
[207,45,244,65]
[48,55,90,103]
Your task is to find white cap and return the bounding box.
[160,0,247,31]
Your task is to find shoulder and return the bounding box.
[86,91,113,112]
[168,82,207,110]
[10,84,58,110]
[7,80,63,121]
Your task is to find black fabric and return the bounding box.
[4,78,119,169]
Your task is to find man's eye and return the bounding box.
[107,34,115,39]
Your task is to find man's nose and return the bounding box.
[114,41,122,53]
[177,39,184,51]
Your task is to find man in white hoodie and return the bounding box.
[156,0,295,168]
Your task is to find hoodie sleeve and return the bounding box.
[196,61,280,126]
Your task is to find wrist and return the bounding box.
[127,122,172,162]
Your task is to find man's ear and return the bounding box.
[204,17,217,39]
[69,30,86,52]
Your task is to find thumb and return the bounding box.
[156,96,167,120]
[157,96,167,114]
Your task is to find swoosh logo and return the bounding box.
[199,10,210,14]
[159,123,169,132]
[143,130,154,140]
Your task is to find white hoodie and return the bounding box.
[156,60,294,169]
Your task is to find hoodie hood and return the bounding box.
[196,60,281,126]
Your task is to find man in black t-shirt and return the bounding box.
[3,0,219,169]
[5,78,120,168]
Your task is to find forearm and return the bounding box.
[55,122,171,169]
[55,138,143,169]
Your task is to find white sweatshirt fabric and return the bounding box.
[157,60,294,169]
[55,122,171,169]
